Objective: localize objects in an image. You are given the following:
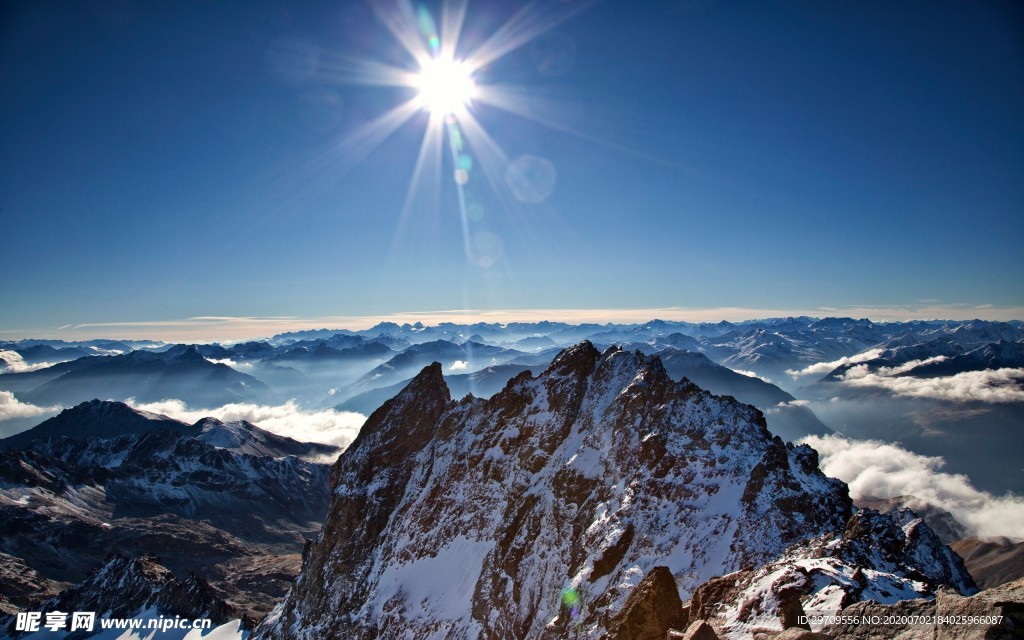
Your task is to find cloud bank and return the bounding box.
[0,350,55,374]
[839,365,1024,403]
[802,434,1024,539]
[128,398,366,449]
[732,369,772,383]
[206,357,254,371]
[765,399,810,414]
[0,391,60,422]
[786,349,884,378]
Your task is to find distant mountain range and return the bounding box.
[0,400,339,622]
[2,317,1022,495]
[0,345,274,409]
[0,337,1020,639]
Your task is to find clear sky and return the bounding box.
[2,0,1023,340]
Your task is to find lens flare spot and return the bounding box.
[561,587,579,607]
[470,231,503,269]
[454,168,469,185]
[530,32,577,77]
[506,155,557,204]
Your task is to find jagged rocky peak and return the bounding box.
[258,342,857,640]
[0,399,194,450]
[1,554,241,636]
[43,399,179,430]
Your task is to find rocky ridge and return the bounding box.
[0,401,337,622]
[678,508,975,638]
[1,554,245,639]
[257,342,972,640]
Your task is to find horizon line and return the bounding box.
[2,303,1023,343]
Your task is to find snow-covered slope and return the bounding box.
[258,342,863,639]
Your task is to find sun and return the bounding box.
[412,56,477,116]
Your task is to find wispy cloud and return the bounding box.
[448,360,469,371]
[765,399,810,414]
[839,365,1024,403]
[731,368,772,383]
[0,391,60,422]
[871,355,948,376]
[803,435,1024,540]
[7,303,1021,342]
[786,349,884,378]
[206,357,253,371]
[127,398,367,449]
[0,350,55,373]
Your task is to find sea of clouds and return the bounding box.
[0,390,59,422]
[0,349,55,374]
[802,434,1024,540]
[128,398,367,449]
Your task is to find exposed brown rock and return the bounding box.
[753,630,832,640]
[680,570,754,629]
[676,620,721,640]
[821,577,1024,639]
[604,566,685,640]
[779,595,810,630]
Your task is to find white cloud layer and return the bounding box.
[839,365,1024,403]
[786,349,884,378]
[765,399,810,414]
[732,369,772,383]
[0,391,60,421]
[802,434,1024,539]
[0,350,55,373]
[206,357,253,370]
[872,355,948,376]
[449,360,469,371]
[127,398,366,449]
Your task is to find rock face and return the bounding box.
[821,576,1024,639]
[0,554,241,638]
[259,343,856,639]
[856,495,970,545]
[680,508,976,637]
[41,554,237,624]
[604,566,685,640]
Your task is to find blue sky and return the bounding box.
[2,0,1022,340]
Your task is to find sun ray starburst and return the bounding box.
[308,0,593,274]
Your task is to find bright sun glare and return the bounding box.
[413,56,477,116]
[325,0,583,267]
